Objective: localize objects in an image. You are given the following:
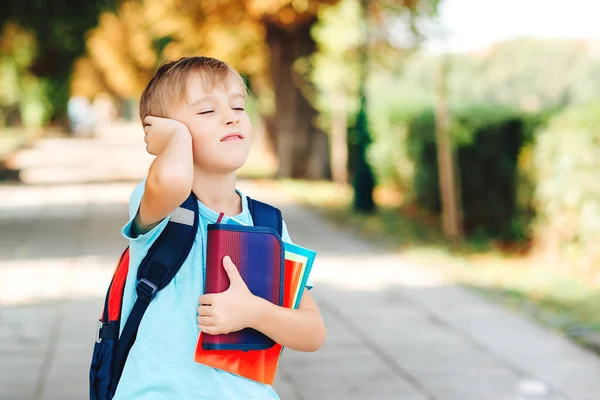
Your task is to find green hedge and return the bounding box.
[533,102,600,263]
[365,92,599,267]
[406,106,543,240]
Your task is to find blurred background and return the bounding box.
[2,0,600,399]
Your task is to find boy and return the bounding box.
[116,56,326,399]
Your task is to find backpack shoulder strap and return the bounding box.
[246,195,283,236]
[111,192,199,394]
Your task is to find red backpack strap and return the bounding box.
[106,248,130,322]
[96,247,130,345]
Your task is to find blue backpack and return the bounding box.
[89,193,282,400]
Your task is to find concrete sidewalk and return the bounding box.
[2,181,600,400]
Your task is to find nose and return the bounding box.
[221,109,239,126]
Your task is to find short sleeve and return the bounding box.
[281,219,314,290]
[121,180,171,250]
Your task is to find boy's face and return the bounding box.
[171,74,252,174]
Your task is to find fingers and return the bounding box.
[197,315,214,326]
[197,305,212,316]
[199,294,215,306]
[199,325,222,335]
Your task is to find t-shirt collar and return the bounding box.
[195,189,248,223]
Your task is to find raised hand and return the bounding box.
[143,116,190,156]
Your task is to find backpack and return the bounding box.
[89,192,283,400]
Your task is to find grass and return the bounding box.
[268,179,600,352]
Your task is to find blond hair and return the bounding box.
[139,56,246,124]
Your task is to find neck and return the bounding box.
[191,167,241,216]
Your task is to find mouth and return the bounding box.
[220,133,244,142]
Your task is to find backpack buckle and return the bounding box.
[96,320,103,343]
[137,278,158,301]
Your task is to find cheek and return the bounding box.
[188,128,215,162]
[241,116,252,139]
[191,136,214,162]
[188,124,215,148]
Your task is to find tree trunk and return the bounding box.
[330,92,348,184]
[264,20,331,180]
[435,55,463,241]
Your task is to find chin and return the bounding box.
[195,150,249,172]
[216,157,249,174]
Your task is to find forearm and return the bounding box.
[149,129,193,195]
[250,296,326,352]
[139,129,193,228]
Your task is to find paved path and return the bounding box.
[2,128,600,400]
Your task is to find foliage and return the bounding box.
[533,102,600,265]
[365,70,430,191]
[309,0,437,126]
[309,0,439,197]
[0,23,51,127]
[73,0,345,102]
[311,0,363,127]
[363,37,600,191]
[361,38,600,242]
[449,39,599,110]
[406,105,540,240]
[1,0,117,122]
[393,39,600,112]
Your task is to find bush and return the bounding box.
[407,106,542,240]
[367,106,419,194]
[533,102,600,264]
[366,72,433,193]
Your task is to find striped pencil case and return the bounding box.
[202,224,284,351]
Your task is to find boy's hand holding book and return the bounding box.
[197,256,261,335]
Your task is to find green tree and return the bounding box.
[311,0,439,211]
[0,23,51,127]
[1,0,117,123]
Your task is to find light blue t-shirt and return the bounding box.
[114,181,307,400]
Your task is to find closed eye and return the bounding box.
[198,110,214,115]
[233,108,245,111]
